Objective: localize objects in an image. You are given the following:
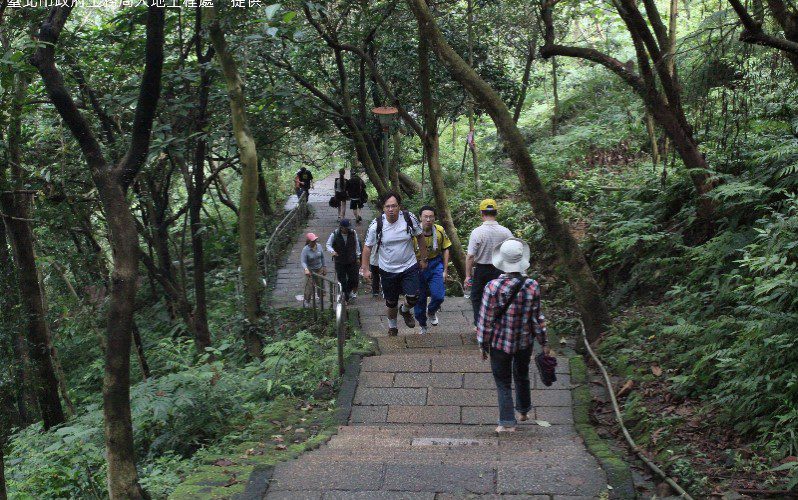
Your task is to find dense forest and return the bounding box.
[1,0,797,498]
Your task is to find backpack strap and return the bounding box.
[375,215,384,253]
[495,278,528,321]
[376,211,417,253]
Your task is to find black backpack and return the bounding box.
[375,211,415,252]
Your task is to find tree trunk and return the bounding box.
[551,56,560,135]
[0,194,65,430]
[466,0,480,189]
[418,32,467,280]
[256,158,274,219]
[188,29,213,354]
[131,322,150,380]
[96,175,149,499]
[33,5,164,497]
[398,172,421,197]
[206,6,264,359]
[539,0,716,238]
[390,129,402,191]
[644,111,660,168]
[513,39,536,124]
[408,0,611,341]
[0,198,32,427]
[36,271,75,417]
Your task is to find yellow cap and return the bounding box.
[479,198,498,212]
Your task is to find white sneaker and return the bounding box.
[430,312,439,326]
[495,425,517,433]
[419,326,428,335]
[350,291,357,299]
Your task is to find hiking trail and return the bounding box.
[263,172,609,499]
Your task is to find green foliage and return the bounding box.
[5,317,369,499]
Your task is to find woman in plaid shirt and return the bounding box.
[477,238,550,432]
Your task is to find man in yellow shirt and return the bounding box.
[414,205,452,335]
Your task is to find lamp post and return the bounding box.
[372,106,398,190]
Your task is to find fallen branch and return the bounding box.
[577,318,694,500]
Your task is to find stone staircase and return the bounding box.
[265,348,606,499]
[260,173,609,499]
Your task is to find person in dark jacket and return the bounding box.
[346,171,367,224]
[294,166,313,199]
[334,168,348,221]
[326,219,361,302]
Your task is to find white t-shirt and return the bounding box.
[365,212,423,273]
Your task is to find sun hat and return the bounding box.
[479,198,498,212]
[306,232,319,242]
[491,237,530,274]
[339,218,351,228]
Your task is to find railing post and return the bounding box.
[311,276,317,321]
[319,275,324,312]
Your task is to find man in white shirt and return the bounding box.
[464,198,513,327]
[361,191,428,336]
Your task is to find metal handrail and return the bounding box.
[260,191,309,292]
[305,270,348,376]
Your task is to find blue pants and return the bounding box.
[415,257,445,327]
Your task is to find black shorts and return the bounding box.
[335,192,347,202]
[349,198,364,209]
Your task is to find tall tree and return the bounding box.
[185,7,214,353]
[417,29,466,280]
[205,6,265,359]
[540,0,717,239]
[465,0,479,188]
[407,0,611,342]
[0,66,65,430]
[32,5,165,498]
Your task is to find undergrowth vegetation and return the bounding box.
[403,29,798,492]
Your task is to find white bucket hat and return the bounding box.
[491,237,531,274]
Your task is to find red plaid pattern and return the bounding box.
[477,275,548,354]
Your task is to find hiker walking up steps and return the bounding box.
[361,191,428,336]
[326,218,361,303]
[465,199,513,328]
[300,232,326,307]
[414,205,452,335]
[477,237,550,433]
[294,166,313,199]
[333,168,348,220]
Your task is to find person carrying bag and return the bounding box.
[476,237,551,433]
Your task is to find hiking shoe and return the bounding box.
[388,327,398,337]
[495,425,517,433]
[419,326,428,335]
[430,312,439,326]
[400,305,416,328]
[356,216,362,223]
[518,412,529,422]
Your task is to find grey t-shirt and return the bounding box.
[365,212,423,273]
[300,244,325,271]
[467,221,513,265]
